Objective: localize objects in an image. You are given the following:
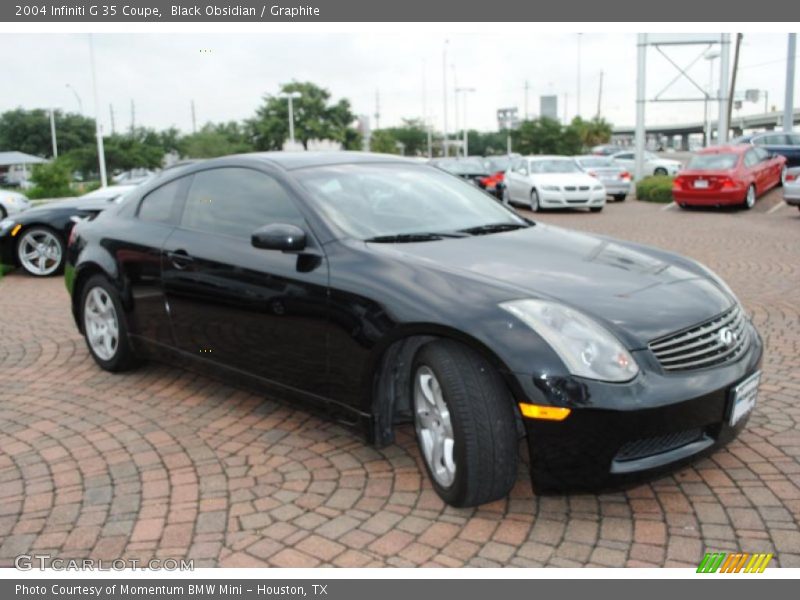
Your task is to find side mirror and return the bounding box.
[251,223,306,252]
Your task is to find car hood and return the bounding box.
[16,196,111,217]
[368,224,732,348]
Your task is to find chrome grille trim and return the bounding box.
[649,306,750,372]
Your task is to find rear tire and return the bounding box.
[590,207,603,213]
[411,340,518,507]
[743,184,756,210]
[654,167,668,176]
[80,275,139,372]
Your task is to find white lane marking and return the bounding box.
[766,201,787,215]
[661,202,676,211]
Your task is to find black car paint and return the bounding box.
[67,152,763,489]
[0,196,112,268]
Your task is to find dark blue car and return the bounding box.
[734,131,800,175]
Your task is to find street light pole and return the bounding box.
[442,40,449,157]
[66,84,83,114]
[704,50,720,146]
[49,108,58,158]
[88,34,107,188]
[280,91,302,148]
[456,87,475,156]
[784,33,796,133]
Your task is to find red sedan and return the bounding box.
[672,144,786,209]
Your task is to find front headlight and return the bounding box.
[0,218,15,235]
[592,185,603,191]
[541,185,560,191]
[500,299,639,382]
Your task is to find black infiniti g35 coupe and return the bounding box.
[65,152,763,507]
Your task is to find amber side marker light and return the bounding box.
[519,403,571,421]
[10,224,21,237]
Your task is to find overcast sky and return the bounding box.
[1,32,797,135]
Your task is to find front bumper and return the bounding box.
[539,189,606,208]
[516,321,764,490]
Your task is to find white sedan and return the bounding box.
[503,156,606,212]
[610,150,682,177]
[0,190,31,219]
[784,166,800,211]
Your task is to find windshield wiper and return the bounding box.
[364,232,466,243]
[459,222,532,236]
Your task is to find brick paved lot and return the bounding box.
[1,197,798,568]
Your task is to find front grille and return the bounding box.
[649,305,749,372]
[616,428,704,462]
[578,185,590,191]
[564,186,576,191]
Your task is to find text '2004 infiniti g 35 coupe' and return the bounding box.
[66,152,763,507]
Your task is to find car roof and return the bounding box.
[229,151,418,171]
[524,155,573,161]
[696,144,750,155]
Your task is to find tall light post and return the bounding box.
[442,39,449,157]
[279,91,302,147]
[784,33,796,133]
[456,87,475,156]
[88,34,107,188]
[704,49,720,146]
[577,33,583,119]
[66,83,83,114]
[49,108,58,158]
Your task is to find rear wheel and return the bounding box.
[80,275,139,372]
[411,340,518,507]
[16,227,64,277]
[530,189,541,212]
[743,184,756,210]
[654,167,668,176]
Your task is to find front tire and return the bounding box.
[16,227,65,277]
[411,340,518,507]
[80,275,139,372]
[743,184,756,210]
[530,189,541,212]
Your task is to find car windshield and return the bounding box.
[687,153,739,170]
[296,163,527,240]
[433,158,488,175]
[484,156,511,172]
[530,160,582,174]
[577,157,613,168]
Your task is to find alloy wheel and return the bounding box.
[84,287,120,361]
[17,229,62,276]
[745,185,756,209]
[530,189,540,212]
[413,366,456,488]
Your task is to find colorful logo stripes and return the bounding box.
[697,552,773,573]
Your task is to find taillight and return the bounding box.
[672,176,684,188]
[620,171,631,180]
[787,173,797,182]
[720,177,737,189]
[493,171,505,181]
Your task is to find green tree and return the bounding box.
[246,82,358,150]
[569,116,613,149]
[180,122,253,158]
[0,108,94,158]
[383,119,428,156]
[64,127,166,177]
[512,117,565,155]
[369,130,400,154]
[27,158,72,199]
[466,130,509,156]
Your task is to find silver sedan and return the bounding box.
[784,166,800,211]
[574,155,632,201]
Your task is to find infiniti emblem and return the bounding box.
[718,327,737,347]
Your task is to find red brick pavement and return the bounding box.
[0,197,798,567]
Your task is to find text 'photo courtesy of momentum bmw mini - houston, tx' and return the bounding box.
[65,152,762,507]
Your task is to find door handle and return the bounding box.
[166,250,194,270]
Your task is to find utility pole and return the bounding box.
[596,71,604,119]
[456,87,475,156]
[88,34,107,188]
[784,33,796,133]
[576,33,583,118]
[717,34,731,144]
[130,99,135,133]
[524,80,529,120]
[109,103,115,134]
[191,99,197,134]
[727,34,743,137]
[442,40,449,157]
[374,89,381,130]
[451,64,459,156]
[634,34,647,181]
[49,108,58,158]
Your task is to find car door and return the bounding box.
[506,159,525,201]
[161,165,331,400]
[788,134,800,168]
[118,175,189,349]
[742,149,761,191]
